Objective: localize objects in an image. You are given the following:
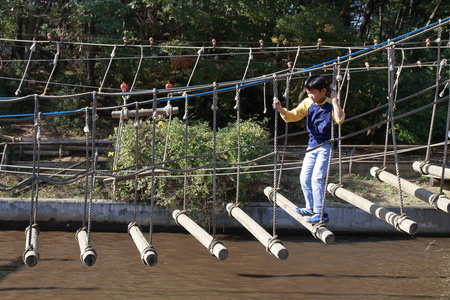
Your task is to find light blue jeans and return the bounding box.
[300,144,332,214]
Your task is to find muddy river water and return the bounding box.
[0,231,448,299]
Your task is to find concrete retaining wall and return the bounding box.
[1,198,448,236]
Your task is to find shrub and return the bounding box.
[112,115,271,222]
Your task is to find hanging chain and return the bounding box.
[272,74,278,238]
[235,85,241,205]
[211,82,218,237]
[133,102,140,222]
[425,22,442,162]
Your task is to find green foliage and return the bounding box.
[113,116,270,219]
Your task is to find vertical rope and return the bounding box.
[211,82,218,237]
[162,101,173,164]
[440,54,450,195]
[235,85,241,205]
[382,42,393,169]
[149,89,158,245]
[83,107,90,228]
[129,46,144,92]
[87,92,98,245]
[43,42,59,95]
[276,48,300,189]
[321,121,334,222]
[112,112,124,199]
[272,74,278,237]
[242,48,253,80]
[263,81,267,114]
[15,41,36,95]
[425,22,442,162]
[27,95,40,248]
[387,44,405,215]
[334,59,344,186]
[34,111,42,222]
[183,93,189,211]
[186,47,204,87]
[133,102,140,222]
[98,45,116,92]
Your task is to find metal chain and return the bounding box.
[211,82,218,237]
[425,22,442,162]
[272,74,278,237]
[235,85,241,205]
[133,102,140,222]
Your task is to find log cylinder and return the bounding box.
[75,228,97,267]
[23,225,40,267]
[226,203,288,260]
[371,167,450,213]
[327,183,418,235]
[128,222,158,266]
[264,187,335,244]
[173,210,228,260]
[413,161,450,180]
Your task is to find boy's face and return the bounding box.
[306,88,327,104]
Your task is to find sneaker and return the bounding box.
[295,207,314,216]
[306,213,329,224]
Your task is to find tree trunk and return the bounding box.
[426,0,443,26]
[357,0,377,40]
[337,0,351,27]
[379,6,383,40]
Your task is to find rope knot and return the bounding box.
[311,222,327,240]
[173,209,187,226]
[374,167,386,182]
[266,235,282,255]
[227,203,239,217]
[208,238,224,256]
[394,213,411,233]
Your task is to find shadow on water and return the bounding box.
[237,273,446,279]
[0,257,23,282]
[0,287,100,292]
[0,257,77,283]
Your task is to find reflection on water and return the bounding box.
[0,231,448,299]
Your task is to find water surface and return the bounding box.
[0,231,448,299]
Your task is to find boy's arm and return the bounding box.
[331,89,345,124]
[273,99,308,122]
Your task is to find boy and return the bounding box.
[273,74,345,223]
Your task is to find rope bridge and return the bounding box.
[0,17,449,267]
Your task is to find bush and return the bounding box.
[112,116,271,222]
